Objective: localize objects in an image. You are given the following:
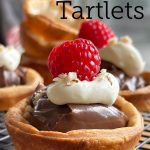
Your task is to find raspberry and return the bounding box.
[48,38,101,81]
[78,19,116,49]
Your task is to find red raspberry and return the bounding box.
[48,38,101,81]
[78,19,116,49]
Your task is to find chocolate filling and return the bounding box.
[0,67,26,87]
[101,60,146,91]
[27,87,128,132]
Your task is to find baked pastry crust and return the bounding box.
[0,68,43,111]
[21,0,84,60]
[20,22,64,60]
[120,71,150,112]
[21,54,53,85]
[5,96,143,150]
[23,0,83,36]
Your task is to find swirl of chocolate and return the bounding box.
[101,60,146,91]
[27,87,128,132]
[0,67,25,87]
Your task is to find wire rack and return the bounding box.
[0,112,14,150]
[0,112,150,150]
[136,112,150,150]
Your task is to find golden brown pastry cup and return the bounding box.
[5,96,143,150]
[0,67,43,111]
[20,22,63,60]
[21,0,85,61]
[21,54,53,85]
[120,71,150,112]
[21,17,78,42]
[23,0,84,37]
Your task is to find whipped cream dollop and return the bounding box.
[0,45,21,71]
[100,36,145,76]
[47,69,119,106]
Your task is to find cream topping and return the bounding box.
[100,36,145,76]
[0,45,21,71]
[47,69,119,106]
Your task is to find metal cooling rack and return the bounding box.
[0,112,14,150]
[0,112,150,150]
[135,112,150,150]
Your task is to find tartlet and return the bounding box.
[5,39,143,150]
[5,96,143,150]
[0,68,43,111]
[78,19,149,112]
[21,0,84,60]
[0,45,43,111]
[20,20,65,61]
[21,0,84,84]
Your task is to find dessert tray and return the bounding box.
[0,112,150,150]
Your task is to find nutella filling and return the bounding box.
[0,67,26,87]
[27,88,128,132]
[101,60,146,91]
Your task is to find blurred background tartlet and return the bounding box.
[0,45,43,111]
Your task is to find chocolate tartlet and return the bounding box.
[0,68,43,111]
[5,96,143,150]
[0,44,43,111]
[5,38,143,150]
[78,19,150,112]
